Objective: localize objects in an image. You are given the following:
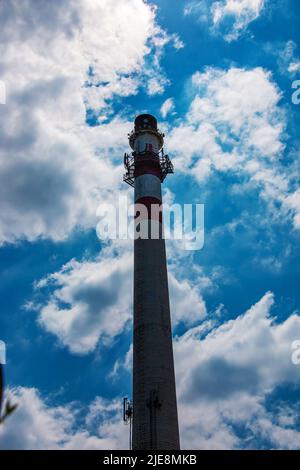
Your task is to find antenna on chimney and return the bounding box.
[123,397,133,450]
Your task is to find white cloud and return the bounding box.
[288,62,300,73]
[168,67,284,173]
[175,292,300,449]
[147,77,168,96]
[109,344,133,380]
[0,387,127,449]
[3,294,300,449]
[172,34,185,50]
[0,80,5,105]
[167,66,300,229]
[184,0,211,22]
[0,115,129,243]
[276,40,300,76]
[160,97,175,118]
[265,40,300,77]
[0,0,174,244]
[34,242,206,354]
[212,0,265,41]
[35,250,133,355]
[169,272,207,326]
[185,0,265,41]
[284,189,300,230]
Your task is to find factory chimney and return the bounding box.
[124,114,180,450]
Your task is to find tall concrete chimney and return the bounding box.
[124,114,180,450]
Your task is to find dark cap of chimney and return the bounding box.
[134,114,157,132]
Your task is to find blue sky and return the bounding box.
[0,0,300,449]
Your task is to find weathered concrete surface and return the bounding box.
[132,234,180,450]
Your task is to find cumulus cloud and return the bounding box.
[175,292,300,449]
[35,250,133,354]
[168,67,284,173]
[276,40,300,76]
[185,0,265,41]
[166,66,300,229]
[172,34,185,50]
[3,293,300,449]
[0,0,179,244]
[147,77,169,96]
[33,243,206,354]
[212,0,265,41]
[109,344,133,380]
[169,271,207,326]
[0,387,127,450]
[264,40,300,77]
[172,66,283,164]
[284,189,300,230]
[160,97,175,118]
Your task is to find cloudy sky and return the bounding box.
[0,0,300,449]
